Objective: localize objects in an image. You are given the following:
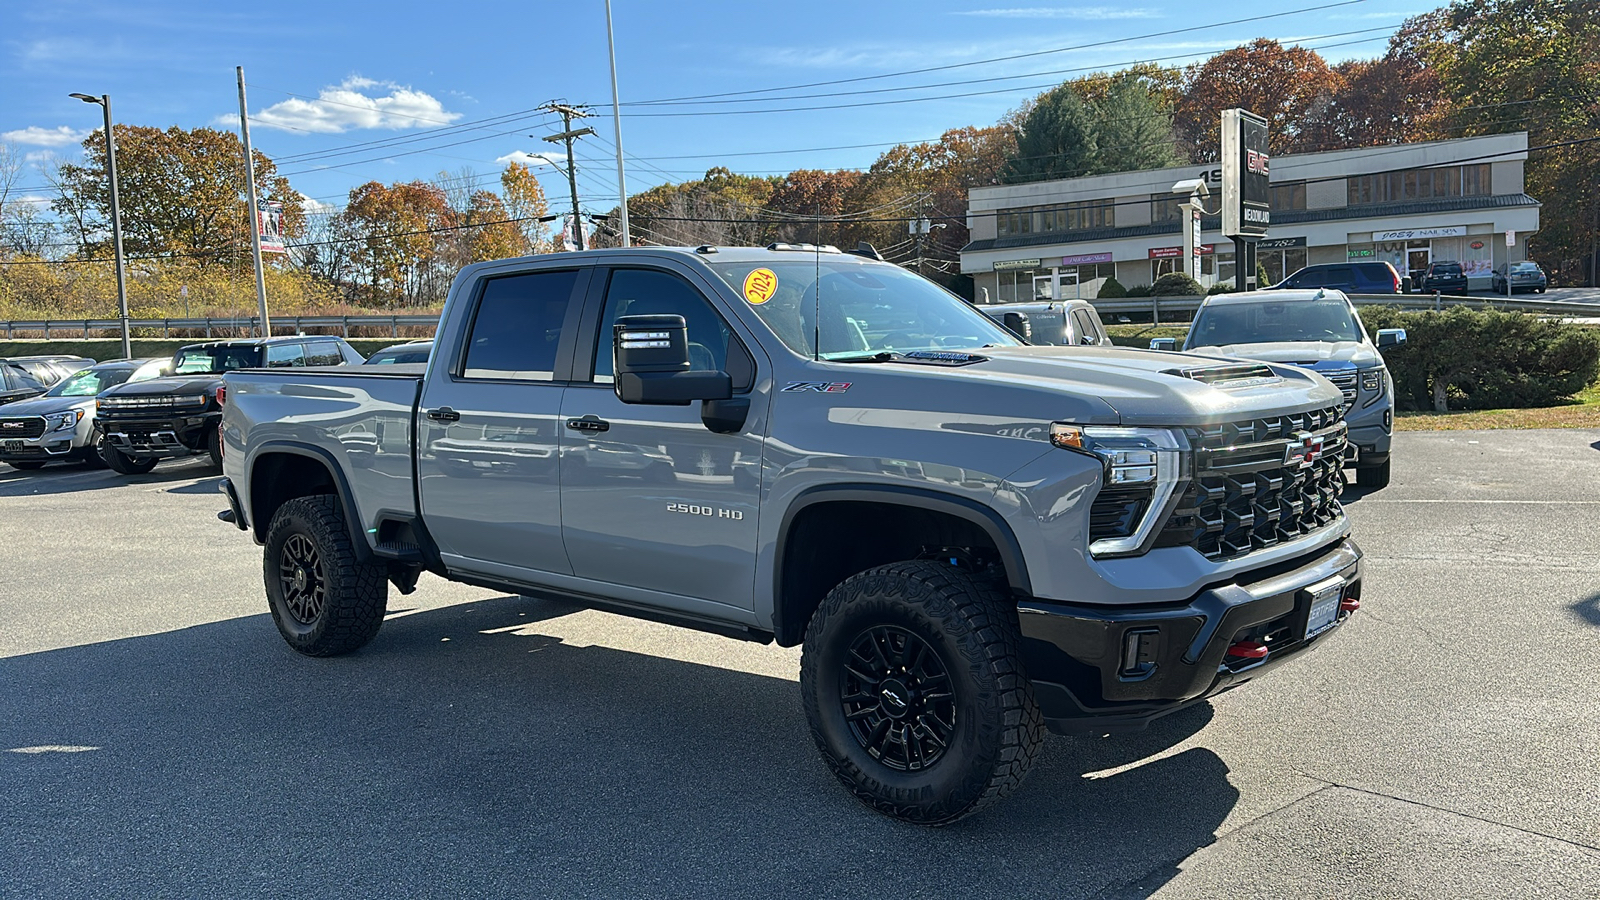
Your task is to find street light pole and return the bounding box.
[604,0,630,247]
[71,93,130,359]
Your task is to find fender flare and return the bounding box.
[771,484,1033,643]
[245,440,370,561]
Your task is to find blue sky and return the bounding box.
[0,0,1425,221]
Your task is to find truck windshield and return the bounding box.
[173,346,263,374]
[707,258,1020,359]
[45,367,139,397]
[1187,297,1363,348]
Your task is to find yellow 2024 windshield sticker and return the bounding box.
[743,268,778,305]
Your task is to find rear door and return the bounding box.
[417,265,591,579]
[557,263,768,614]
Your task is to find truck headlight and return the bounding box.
[51,410,83,431]
[1051,424,1186,557]
[1361,367,1387,407]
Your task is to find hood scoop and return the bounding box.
[1164,363,1281,389]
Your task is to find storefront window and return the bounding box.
[1259,248,1308,284]
[1151,195,1183,223]
[996,200,1116,237]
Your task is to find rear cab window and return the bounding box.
[460,269,582,381]
[265,343,307,368]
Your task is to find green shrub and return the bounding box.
[1150,272,1204,297]
[1207,281,1238,295]
[1359,306,1600,411]
[1125,284,1152,298]
[1097,275,1127,298]
[1258,262,1272,289]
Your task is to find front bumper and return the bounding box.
[1017,537,1362,735]
[97,413,216,459]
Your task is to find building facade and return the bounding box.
[960,133,1540,302]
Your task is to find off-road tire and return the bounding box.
[1357,458,1391,489]
[99,437,158,475]
[6,461,46,471]
[206,425,223,471]
[263,494,387,656]
[800,560,1044,825]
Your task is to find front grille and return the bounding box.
[1322,369,1358,408]
[1157,404,1346,561]
[101,395,207,410]
[0,416,46,438]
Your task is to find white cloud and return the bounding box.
[297,195,338,216]
[954,7,1160,19]
[497,150,566,169]
[243,76,462,133]
[2,125,90,147]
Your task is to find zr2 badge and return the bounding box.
[782,382,851,393]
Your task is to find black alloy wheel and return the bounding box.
[262,494,387,656]
[278,533,327,625]
[840,625,956,772]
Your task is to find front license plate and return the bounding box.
[1304,577,1344,638]
[1,440,23,452]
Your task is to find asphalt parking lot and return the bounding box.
[4,431,1599,899]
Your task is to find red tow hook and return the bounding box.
[1226,640,1269,659]
[1340,597,1361,613]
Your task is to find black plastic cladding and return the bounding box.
[1158,404,1347,561]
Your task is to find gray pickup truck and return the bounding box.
[220,245,1363,824]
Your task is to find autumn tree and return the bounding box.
[463,190,525,262]
[52,125,300,266]
[337,180,456,307]
[1174,40,1345,161]
[1327,12,1450,147]
[1423,0,1600,284]
[622,167,780,246]
[766,169,863,243]
[501,161,553,254]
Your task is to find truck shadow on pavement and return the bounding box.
[2,594,1237,900]
[1568,593,1600,628]
[0,460,217,497]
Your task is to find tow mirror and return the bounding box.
[1001,311,1032,342]
[613,314,732,406]
[1375,328,1408,349]
[1149,338,1177,351]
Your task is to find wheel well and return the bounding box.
[774,499,1021,647]
[249,451,341,543]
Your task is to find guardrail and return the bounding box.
[0,314,441,340]
[1080,292,1600,323]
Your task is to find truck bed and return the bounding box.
[223,367,424,540]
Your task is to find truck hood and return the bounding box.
[898,345,1344,426]
[100,374,223,397]
[1187,341,1380,369]
[0,395,94,417]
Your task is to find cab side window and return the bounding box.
[265,343,306,367]
[463,270,580,381]
[305,341,343,367]
[1070,309,1101,345]
[593,269,745,386]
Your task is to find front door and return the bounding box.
[1407,247,1431,288]
[558,265,767,614]
[417,266,590,579]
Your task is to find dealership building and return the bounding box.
[960,132,1540,301]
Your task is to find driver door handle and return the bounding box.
[566,415,610,433]
[425,406,460,422]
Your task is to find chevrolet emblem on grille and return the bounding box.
[1285,431,1324,468]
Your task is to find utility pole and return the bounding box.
[541,103,594,251]
[237,66,271,336]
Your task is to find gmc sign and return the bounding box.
[1222,109,1271,239]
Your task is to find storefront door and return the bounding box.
[1407,247,1431,286]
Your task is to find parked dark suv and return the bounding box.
[1420,261,1469,294]
[1268,262,1403,294]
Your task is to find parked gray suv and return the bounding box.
[220,245,1364,824]
[1152,288,1406,488]
[0,358,168,470]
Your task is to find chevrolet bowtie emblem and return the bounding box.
[1285,431,1324,469]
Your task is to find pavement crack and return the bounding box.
[1356,609,1466,658]
[1292,770,1600,854]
